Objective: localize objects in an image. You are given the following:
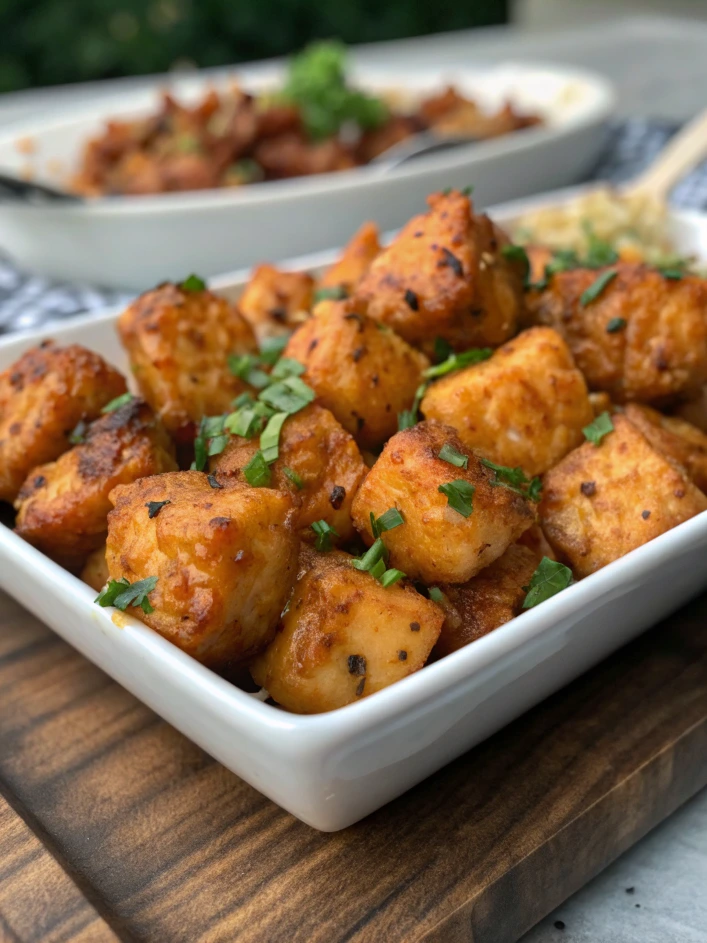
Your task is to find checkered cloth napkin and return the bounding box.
[1,118,705,336]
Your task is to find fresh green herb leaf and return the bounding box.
[583,411,614,446]
[270,357,305,380]
[192,415,227,470]
[207,434,229,457]
[146,500,170,519]
[461,185,474,196]
[259,375,316,414]
[68,419,88,445]
[580,269,618,306]
[522,557,573,609]
[283,466,304,489]
[311,519,338,552]
[397,382,428,430]
[528,248,581,290]
[95,576,158,614]
[501,243,530,284]
[441,186,452,196]
[351,537,388,573]
[480,458,541,501]
[606,317,627,333]
[224,405,265,439]
[582,223,619,268]
[260,411,288,464]
[313,285,348,303]
[369,558,386,580]
[433,336,454,363]
[243,450,272,487]
[228,353,271,390]
[658,267,684,280]
[226,158,264,184]
[232,391,255,409]
[259,335,289,366]
[438,479,475,517]
[101,392,134,414]
[380,568,406,587]
[428,586,445,603]
[423,347,493,379]
[438,443,468,469]
[372,507,405,537]
[181,274,207,292]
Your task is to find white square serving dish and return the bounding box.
[1,194,706,832]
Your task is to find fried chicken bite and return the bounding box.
[0,341,127,504]
[433,543,541,658]
[105,471,299,668]
[250,546,443,713]
[14,399,177,570]
[284,298,429,449]
[354,190,525,357]
[237,264,314,342]
[210,404,367,541]
[540,414,707,578]
[623,403,707,493]
[117,281,258,446]
[351,421,535,584]
[318,221,381,295]
[81,543,110,592]
[527,264,707,404]
[421,327,593,476]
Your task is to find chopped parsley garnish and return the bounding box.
[428,586,445,603]
[522,557,573,609]
[146,500,170,519]
[480,458,542,501]
[371,507,405,538]
[283,466,304,489]
[438,479,475,517]
[527,248,581,291]
[438,443,468,469]
[224,402,270,439]
[397,381,427,431]
[658,267,684,280]
[228,353,271,390]
[243,450,271,487]
[433,336,453,363]
[259,375,315,413]
[270,357,306,380]
[259,335,289,366]
[501,243,530,284]
[180,274,207,292]
[583,411,614,446]
[580,269,618,306]
[313,285,348,303]
[207,474,222,489]
[232,391,255,409]
[191,415,230,470]
[95,576,158,615]
[380,568,406,588]
[606,317,627,333]
[260,411,288,464]
[101,392,134,414]
[582,223,619,268]
[423,347,492,380]
[311,519,338,552]
[68,419,88,445]
[461,185,474,196]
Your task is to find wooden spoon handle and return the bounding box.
[626,108,707,202]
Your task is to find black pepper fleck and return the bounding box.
[642,509,651,519]
[207,474,223,489]
[308,338,319,353]
[347,654,367,676]
[330,485,346,510]
[352,346,366,363]
[269,306,287,323]
[438,247,463,277]
[626,887,635,894]
[404,289,419,311]
[580,481,596,497]
[355,677,366,696]
[33,475,47,488]
[398,650,408,661]
[410,621,421,632]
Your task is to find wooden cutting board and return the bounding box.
[1,587,706,943]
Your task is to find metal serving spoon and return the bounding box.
[371,132,480,170]
[0,172,83,204]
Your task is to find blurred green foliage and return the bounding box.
[0,0,506,93]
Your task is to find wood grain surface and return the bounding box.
[1,587,706,943]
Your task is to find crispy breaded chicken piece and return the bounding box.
[237,264,314,342]
[284,298,429,449]
[624,403,707,493]
[421,326,594,476]
[210,404,367,542]
[318,222,381,294]
[540,414,707,578]
[527,264,707,404]
[14,399,177,570]
[354,190,525,356]
[250,546,443,713]
[117,282,258,446]
[434,543,541,658]
[106,472,299,668]
[0,341,126,504]
[351,421,535,584]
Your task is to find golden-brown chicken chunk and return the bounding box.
[14,399,177,570]
[318,222,381,294]
[421,327,593,476]
[351,421,535,584]
[0,341,126,504]
[354,190,525,357]
[434,542,541,658]
[250,546,443,713]
[540,414,707,578]
[105,471,299,668]
[237,264,314,342]
[117,282,258,446]
[623,403,707,492]
[284,298,429,449]
[81,543,109,592]
[527,264,707,404]
[210,404,367,541]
